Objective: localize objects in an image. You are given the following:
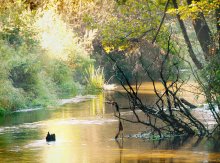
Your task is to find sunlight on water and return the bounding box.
[0,89,219,162]
[117,81,205,104]
[116,82,167,94]
[90,93,105,115]
[123,150,220,162]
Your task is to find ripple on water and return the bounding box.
[0,121,47,135]
[8,146,21,152]
[56,118,117,125]
[58,95,97,105]
[19,122,47,128]
[13,107,43,113]
[24,140,47,149]
[24,139,73,150]
[0,126,20,134]
[0,128,4,134]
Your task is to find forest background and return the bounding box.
[0,0,219,116]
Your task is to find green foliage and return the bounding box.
[0,1,100,113]
[200,52,220,104]
[85,64,104,93]
[0,40,57,109]
[99,0,164,52]
[0,108,6,116]
[0,80,27,110]
[50,60,81,98]
[69,53,95,85]
[167,0,219,20]
[0,40,27,110]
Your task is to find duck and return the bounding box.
[46,132,56,142]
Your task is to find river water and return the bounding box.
[0,84,220,162]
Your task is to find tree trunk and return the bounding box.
[216,8,220,49]
[172,0,203,69]
[186,0,214,61]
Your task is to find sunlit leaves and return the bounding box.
[167,0,219,20]
[84,64,104,91]
[0,1,38,50]
[35,9,76,60]
[100,0,163,52]
[0,0,100,110]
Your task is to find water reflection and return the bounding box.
[90,93,105,115]
[0,91,219,162]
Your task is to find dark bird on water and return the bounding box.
[46,132,56,142]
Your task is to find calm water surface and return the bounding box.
[0,84,220,163]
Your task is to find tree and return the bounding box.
[168,0,219,68]
[92,0,220,138]
[107,35,214,138]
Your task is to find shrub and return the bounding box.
[0,2,101,112]
[85,64,104,93]
[50,60,81,98]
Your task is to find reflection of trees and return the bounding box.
[206,132,220,152]
[114,135,215,163]
[115,139,124,163]
[90,93,105,115]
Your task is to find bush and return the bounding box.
[201,53,220,104]
[0,2,101,113]
[0,80,27,110]
[84,64,104,93]
[50,60,81,98]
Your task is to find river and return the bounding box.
[0,84,220,162]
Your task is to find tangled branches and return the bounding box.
[106,36,219,139]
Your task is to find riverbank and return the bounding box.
[0,95,98,116]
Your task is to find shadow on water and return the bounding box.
[0,90,219,162]
[114,135,220,163]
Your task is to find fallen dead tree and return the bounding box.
[106,36,219,139]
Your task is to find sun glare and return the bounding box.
[35,9,74,60]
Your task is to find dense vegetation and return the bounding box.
[0,1,103,113]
